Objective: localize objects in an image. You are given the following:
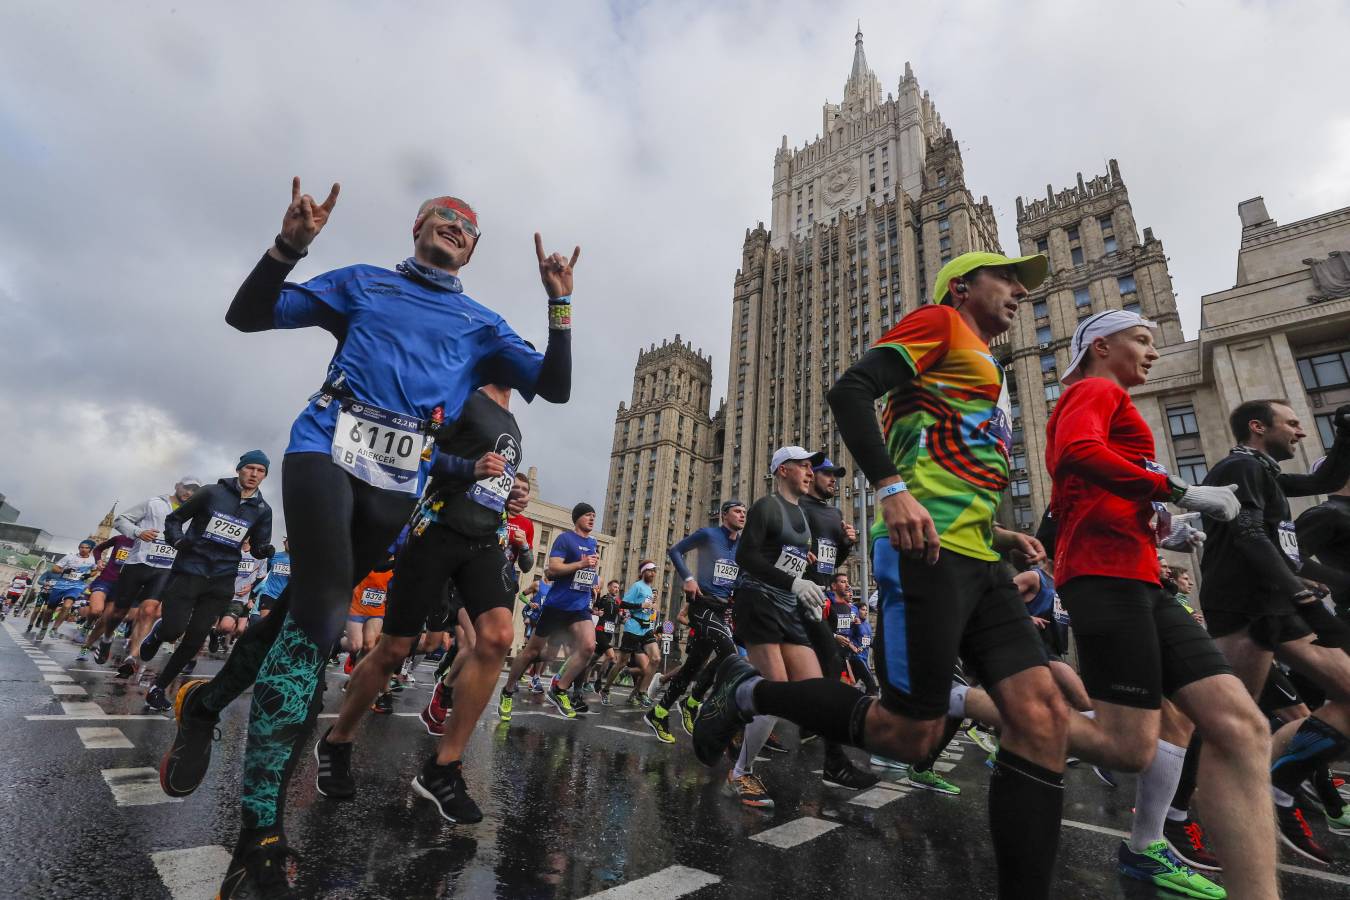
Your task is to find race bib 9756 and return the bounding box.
[204,514,249,547]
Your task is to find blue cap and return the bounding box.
[817,458,846,476]
[237,449,271,472]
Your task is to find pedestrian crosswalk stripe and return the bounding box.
[42,673,74,682]
[848,785,912,809]
[578,864,720,898]
[150,846,232,899]
[77,727,134,749]
[749,816,840,848]
[596,725,651,738]
[102,767,182,806]
[50,683,87,696]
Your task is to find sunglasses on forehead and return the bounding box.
[427,205,481,239]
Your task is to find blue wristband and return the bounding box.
[876,481,908,501]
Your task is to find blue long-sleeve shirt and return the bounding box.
[667,526,740,606]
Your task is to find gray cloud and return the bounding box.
[3,1,1348,548]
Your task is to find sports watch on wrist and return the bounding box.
[1166,474,1189,503]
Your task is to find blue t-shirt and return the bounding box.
[850,612,873,665]
[52,553,96,589]
[543,531,598,612]
[667,526,739,601]
[273,265,545,492]
[1027,568,1056,620]
[622,580,655,635]
[257,552,291,598]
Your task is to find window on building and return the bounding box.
[939,236,951,251]
[1123,301,1141,315]
[938,217,950,232]
[1040,353,1056,374]
[1315,413,1336,449]
[936,199,946,212]
[1297,351,1350,389]
[1036,324,1052,343]
[1033,299,1048,319]
[1011,478,1030,497]
[1098,214,1114,235]
[1074,287,1091,308]
[1036,237,1049,255]
[1176,455,1209,485]
[1118,273,1137,294]
[1167,405,1199,439]
[1067,227,1080,242]
[1071,246,1084,266]
[1103,235,1118,254]
[937,170,947,188]
[1045,382,1061,402]
[1015,503,1034,527]
[1012,450,1027,471]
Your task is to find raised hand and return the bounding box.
[534,232,580,299]
[280,177,340,252]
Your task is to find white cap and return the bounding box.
[1062,310,1157,384]
[640,562,657,573]
[178,475,203,487]
[769,445,826,475]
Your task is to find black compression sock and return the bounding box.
[753,678,873,748]
[1170,735,1202,813]
[1314,764,1346,818]
[1272,716,1350,799]
[989,749,1064,899]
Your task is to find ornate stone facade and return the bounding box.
[602,337,722,614]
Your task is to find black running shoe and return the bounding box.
[93,641,112,666]
[692,655,758,766]
[114,658,137,680]
[144,685,171,712]
[370,692,393,715]
[181,658,197,677]
[822,758,881,790]
[570,691,590,714]
[313,729,356,799]
[763,732,790,754]
[139,627,163,663]
[411,758,483,824]
[1276,803,1330,865]
[159,680,219,797]
[218,830,299,899]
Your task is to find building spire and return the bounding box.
[850,21,868,83]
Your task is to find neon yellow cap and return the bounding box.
[931,251,1049,304]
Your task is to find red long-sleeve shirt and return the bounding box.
[1045,378,1171,586]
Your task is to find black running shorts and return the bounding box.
[534,605,591,639]
[1203,609,1313,651]
[618,629,657,654]
[111,563,171,611]
[872,539,1048,720]
[1257,663,1304,713]
[732,588,812,648]
[1060,576,1233,709]
[382,525,515,638]
[224,599,248,620]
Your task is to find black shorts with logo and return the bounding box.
[1257,663,1304,713]
[1203,608,1312,651]
[382,525,515,638]
[111,563,171,611]
[732,588,813,648]
[871,539,1048,720]
[1060,576,1232,709]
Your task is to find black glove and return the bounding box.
[1297,597,1350,648]
[254,543,276,560]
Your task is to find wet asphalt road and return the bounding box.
[4,619,1350,899]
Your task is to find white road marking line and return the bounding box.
[42,673,74,682]
[578,865,720,899]
[596,725,651,738]
[933,761,957,773]
[50,683,87,696]
[27,714,174,721]
[848,786,911,809]
[1059,819,1350,886]
[749,816,841,848]
[60,701,106,715]
[150,845,233,899]
[102,767,182,806]
[77,727,134,749]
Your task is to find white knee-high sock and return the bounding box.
[1129,739,1186,852]
[733,715,777,779]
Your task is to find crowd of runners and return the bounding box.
[5,181,1350,900]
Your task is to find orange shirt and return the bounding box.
[350,570,393,617]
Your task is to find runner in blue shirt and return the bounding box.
[501,503,598,721]
[611,562,661,713]
[155,179,579,897]
[649,501,745,740]
[250,538,291,623]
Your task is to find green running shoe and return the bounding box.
[1327,807,1350,836]
[498,691,513,722]
[645,706,676,744]
[1118,840,1226,899]
[680,697,700,736]
[907,767,960,796]
[965,723,997,755]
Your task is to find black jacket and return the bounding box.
[165,477,273,578]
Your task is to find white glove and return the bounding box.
[1174,484,1241,522]
[791,578,827,622]
[1159,523,1206,551]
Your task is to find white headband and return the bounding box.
[1062,309,1156,384]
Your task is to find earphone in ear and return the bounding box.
[954,282,968,294]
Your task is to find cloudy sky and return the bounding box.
[4,1,1348,550]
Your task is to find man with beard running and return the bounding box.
[139,453,274,711]
[151,178,575,898]
[647,501,745,740]
[695,252,1072,898]
[1197,399,1350,865]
